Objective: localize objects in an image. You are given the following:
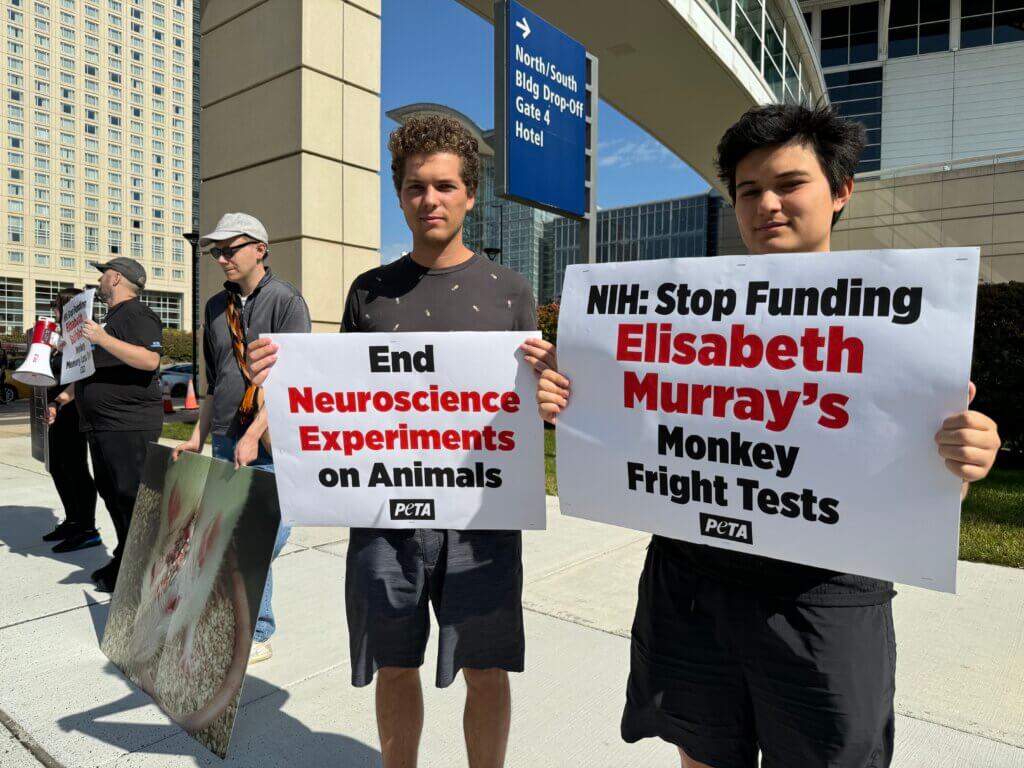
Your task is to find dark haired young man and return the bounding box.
[248,114,535,768]
[523,105,1001,768]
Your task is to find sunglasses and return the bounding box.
[208,240,261,260]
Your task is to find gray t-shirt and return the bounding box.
[342,253,536,334]
[204,268,311,437]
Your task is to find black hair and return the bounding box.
[54,286,83,316]
[715,105,866,227]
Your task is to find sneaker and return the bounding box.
[248,641,273,665]
[93,572,117,593]
[52,530,102,553]
[42,520,78,542]
[91,561,116,583]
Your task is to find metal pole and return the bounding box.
[183,232,200,393]
[579,51,599,264]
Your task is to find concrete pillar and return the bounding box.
[198,0,381,332]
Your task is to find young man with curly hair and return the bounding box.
[248,113,535,768]
[523,104,1001,768]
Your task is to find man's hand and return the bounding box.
[46,403,58,425]
[81,319,109,347]
[172,435,202,462]
[246,338,279,387]
[935,382,1000,484]
[520,338,571,425]
[234,433,259,469]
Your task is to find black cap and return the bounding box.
[92,257,147,288]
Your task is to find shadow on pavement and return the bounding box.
[56,658,382,767]
[0,505,112,580]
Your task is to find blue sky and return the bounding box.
[379,0,710,261]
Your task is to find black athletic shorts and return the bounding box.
[345,528,525,688]
[621,537,896,768]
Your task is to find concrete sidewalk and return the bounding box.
[1,425,1022,767]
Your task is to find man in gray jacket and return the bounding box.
[174,212,310,664]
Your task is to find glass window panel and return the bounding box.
[865,128,882,144]
[888,24,918,56]
[960,14,993,46]
[918,21,950,52]
[850,30,879,61]
[889,0,918,26]
[994,10,1024,43]
[851,2,879,33]
[820,35,849,67]
[848,66,883,84]
[821,6,849,37]
[994,0,1020,11]
[920,2,948,22]
[860,144,881,162]
[962,0,993,16]
[735,9,762,67]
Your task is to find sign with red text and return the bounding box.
[556,249,980,592]
[60,288,95,385]
[262,332,545,529]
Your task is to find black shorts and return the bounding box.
[345,528,525,688]
[621,537,896,768]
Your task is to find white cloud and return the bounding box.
[380,242,410,264]
[598,138,678,169]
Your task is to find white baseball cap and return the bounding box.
[200,212,269,247]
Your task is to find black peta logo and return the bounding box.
[389,499,436,521]
[699,513,753,545]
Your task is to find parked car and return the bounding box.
[159,363,196,397]
[1,357,33,403]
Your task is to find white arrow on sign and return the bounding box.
[515,17,531,39]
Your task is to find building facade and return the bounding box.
[796,0,1024,282]
[545,194,724,303]
[0,0,196,335]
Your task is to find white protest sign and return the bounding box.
[60,288,96,385]
[262,332,545,529]
[556,248,979,593]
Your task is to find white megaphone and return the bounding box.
[13,317,59,387]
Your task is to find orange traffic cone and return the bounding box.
[162,381,175,414]
[183,377,199,411]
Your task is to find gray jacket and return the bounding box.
[203,267,310,437]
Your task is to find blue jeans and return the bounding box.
[212,434,290,643]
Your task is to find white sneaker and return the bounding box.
[248,641,273,665]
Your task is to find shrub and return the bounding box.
[972,281,1024,454]
[537,302,559,344]
[162,329,194,362]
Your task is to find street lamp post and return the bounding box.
[183,231,200,394]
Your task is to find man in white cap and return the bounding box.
[173,212,310,664]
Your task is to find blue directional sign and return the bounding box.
[498,0,588,218]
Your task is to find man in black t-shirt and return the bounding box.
[526,106,1002,768]
[248,114,535,768]
[54,257,164,593]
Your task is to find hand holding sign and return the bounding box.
[935,383,1000,483]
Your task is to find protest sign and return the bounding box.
[101,445,281,758]
[556,248,979,593]
[60,288,95,385]
[262,332,545,529]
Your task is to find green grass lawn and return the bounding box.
[161,421,206,443]
[960,466,1024,568]
[544,429,1022,568]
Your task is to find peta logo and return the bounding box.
[699,513,753,545]
[389,499,436,521]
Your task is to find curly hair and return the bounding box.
[388,114,480,198]
[716,105,866,227]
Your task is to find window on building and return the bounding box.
[8,250,25,264]
[7,215,24,243]
[820,2,880,67]
[34,279,74,313]
[888,0,950,57]
[34,219,50,246]
[141,289,181,328]
[961,1,1024,47]
[131,231,142,257]
[825,67,883,173]
[152,236,164,260]
[0,277,25,334]
[60,222,74,248]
